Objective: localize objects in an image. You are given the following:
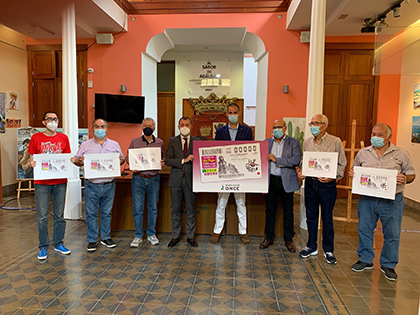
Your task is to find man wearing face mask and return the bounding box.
[297,114,347,264]
[71,119,125,252]
[211,103,253,245]
[28,111,72,260]
[260,119,301,252]
[165,117,200,247]
[127,117,165,248]
[349,123,415,281]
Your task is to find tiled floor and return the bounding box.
[0,193,419,314]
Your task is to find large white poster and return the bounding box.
[352,166,397,200]
[302,151,338,179]
[84,153,121,179]
[33,153,73,180]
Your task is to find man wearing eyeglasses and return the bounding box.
[28,111,72,260]
[260,119,301,252]
[297,114,347,265]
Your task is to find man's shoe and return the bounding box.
[130,237,143,248]
[101,239,116,248]
[187,238,198,247]
[210,233,221,244]
[87,242,97,252]
[147,235,160,246]
[240,234,250,245]
[352,260,373,272]
[54,245,71,255]
[168,238,180,247]
[285,241,296,253]
[381,266,398,281]
[259,238,273,249]
[324,252,337,265]
[38,249,48,260]
[299,247,318,258]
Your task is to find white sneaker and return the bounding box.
[130,237,143,248]
[147,235,159,245]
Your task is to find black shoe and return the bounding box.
[87,242,97,252]
[381,266,397,281]
[168,238,180,247]
[187,238,198,247]
[352,260,373,272]
[100,239,116,248]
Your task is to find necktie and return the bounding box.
[183,137,188,157]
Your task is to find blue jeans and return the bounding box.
[35,183,67,250]
[357,194,404,268]
[84,179,116,243]
[132,174,160,238]
[304,177,337,252]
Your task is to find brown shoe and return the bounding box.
[210,233,221,244]
[240,234,250,245]
[187,238,198,247]
[285,241,296,253]
[259,238,273,249]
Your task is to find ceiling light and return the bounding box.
[393,5,401,18]
[361,18,375,33]
[376,17,389,32]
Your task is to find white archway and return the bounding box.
[142,27,268,140]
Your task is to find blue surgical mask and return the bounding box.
[371,136,385,148]
[94,129,106,139]
[310,126,321,136]
[273,128,284,139]
[143,127,153,136]
[228,115,238,124]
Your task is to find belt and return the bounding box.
[86,179,115,185]
[138,173,158,178]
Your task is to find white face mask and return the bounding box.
[47,121,58,132]
[180,127,190,136]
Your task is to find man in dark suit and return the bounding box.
[260,119,301,252]
[165,117,200,247]
[211,103,253,245]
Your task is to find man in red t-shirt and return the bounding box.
[28,111,72,260]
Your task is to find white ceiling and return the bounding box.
[288,0,420,36]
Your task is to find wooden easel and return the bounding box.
[334,119,364,232]
[17,179,34,198]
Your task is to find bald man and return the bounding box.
[260,119,301,252]
[297,114,347,264]
[350,123,415,281]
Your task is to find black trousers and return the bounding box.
[264,175,295,242]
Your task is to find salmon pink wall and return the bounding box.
[377,75,401,141]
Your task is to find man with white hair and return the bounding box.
[297,114,347,264]
[126,118,165,248]
[350,123,415,281]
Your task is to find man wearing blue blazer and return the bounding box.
[210,103,253,245]
[260,119,301,252]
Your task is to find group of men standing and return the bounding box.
[29,109,415,281]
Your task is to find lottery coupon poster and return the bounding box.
[193,141,269,193]
[33,153,73,180]
[84,153,121,179]
[128,147,162,171]
[352,166,397,200]
[302,151,338,179]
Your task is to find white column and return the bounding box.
[62,3,82,219]
[301,0,327,230]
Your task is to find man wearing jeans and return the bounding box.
[28,111,72,260]
[350,123,415,281]
[71,119,125,251]
[297,114,347,264]
[127,118,165,247]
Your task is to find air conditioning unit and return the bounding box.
[96,33,114,44]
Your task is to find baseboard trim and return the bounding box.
[405,197,420,211]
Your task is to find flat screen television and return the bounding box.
[95,93,145,124]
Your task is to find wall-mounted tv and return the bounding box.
[95,93,145,124]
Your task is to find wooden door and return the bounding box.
[324,44,378,197]
[157,92,175,150]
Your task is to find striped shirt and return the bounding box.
[303,132,347,180]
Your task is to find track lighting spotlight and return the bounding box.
[393,5,401,18]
